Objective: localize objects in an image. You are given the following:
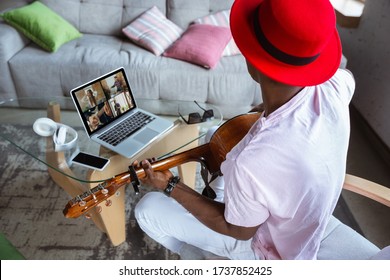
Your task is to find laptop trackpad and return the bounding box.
[134,128,159,144]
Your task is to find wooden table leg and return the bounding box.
[45,102,107,234]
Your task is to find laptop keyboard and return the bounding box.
[98,111,155,146]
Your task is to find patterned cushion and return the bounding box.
[122,6,184,56]
[192,9,240,56]
[163,24,231,69]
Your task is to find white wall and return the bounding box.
[337,0,390,148]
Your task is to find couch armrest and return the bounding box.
[0,22,30,98]
[0,22,30,60]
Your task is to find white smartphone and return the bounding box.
[71,152,110,171]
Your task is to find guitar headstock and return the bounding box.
[63,180,120,218]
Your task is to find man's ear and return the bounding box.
[245,59,262,83]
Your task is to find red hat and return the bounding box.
[230,0,342,86]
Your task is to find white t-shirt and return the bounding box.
[221,69,355,260]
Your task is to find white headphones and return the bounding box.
[33,118,78,152]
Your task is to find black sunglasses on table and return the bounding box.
[178,101,214,124]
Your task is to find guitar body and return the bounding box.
[63,112,261,218]
[207,112,261,174]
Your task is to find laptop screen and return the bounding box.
[71,68,137,136]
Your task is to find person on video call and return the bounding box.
[133,0,355,260]
[88,101,114,130]
[86,89,98,108]
[111,75,123,93]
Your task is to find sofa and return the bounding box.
[0,0,264,119]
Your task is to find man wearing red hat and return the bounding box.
[134,0,355,260]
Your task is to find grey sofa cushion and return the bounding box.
[8,32,259,116]
[167,0,234,29]
[0,23,29,99]
[41,0,167,36]
[41,0,234,36]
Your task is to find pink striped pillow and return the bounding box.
[163,24,231,69]
[122,6,183,56]
[192,9,241,56]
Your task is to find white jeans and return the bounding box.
[134,127,258,260]
[135,192,257,259]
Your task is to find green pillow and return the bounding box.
[0,1,82,52]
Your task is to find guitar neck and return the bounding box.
[113,143,214,184]
[63,144,213,218]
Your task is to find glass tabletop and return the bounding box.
[0,97,222,183]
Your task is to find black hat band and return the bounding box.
[253,6,320,66]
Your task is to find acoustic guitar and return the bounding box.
[63,112,261,219]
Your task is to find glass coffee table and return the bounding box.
[0,97,222,246]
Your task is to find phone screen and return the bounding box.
[71,152,109,170]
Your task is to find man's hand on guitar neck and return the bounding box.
[134,159,173,190]
[135,159,260,241]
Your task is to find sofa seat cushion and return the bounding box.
[9,34,160,99]
[8,32,259,117]
[317,216,380,260]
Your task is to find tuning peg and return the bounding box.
[96,206,102,213]
[79,201,86,207]
[105,199,112,207]
[101,188,108,195]
[85,213,92,219]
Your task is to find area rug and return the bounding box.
[0,124,181,260]
[0,124,361,260]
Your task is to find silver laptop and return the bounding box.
[70,67,173,158]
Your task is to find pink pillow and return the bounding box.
[122,6,183,56]
[192,10,241,56]
[163,24,231,69]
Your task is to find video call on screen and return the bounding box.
[74,71,135,133]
